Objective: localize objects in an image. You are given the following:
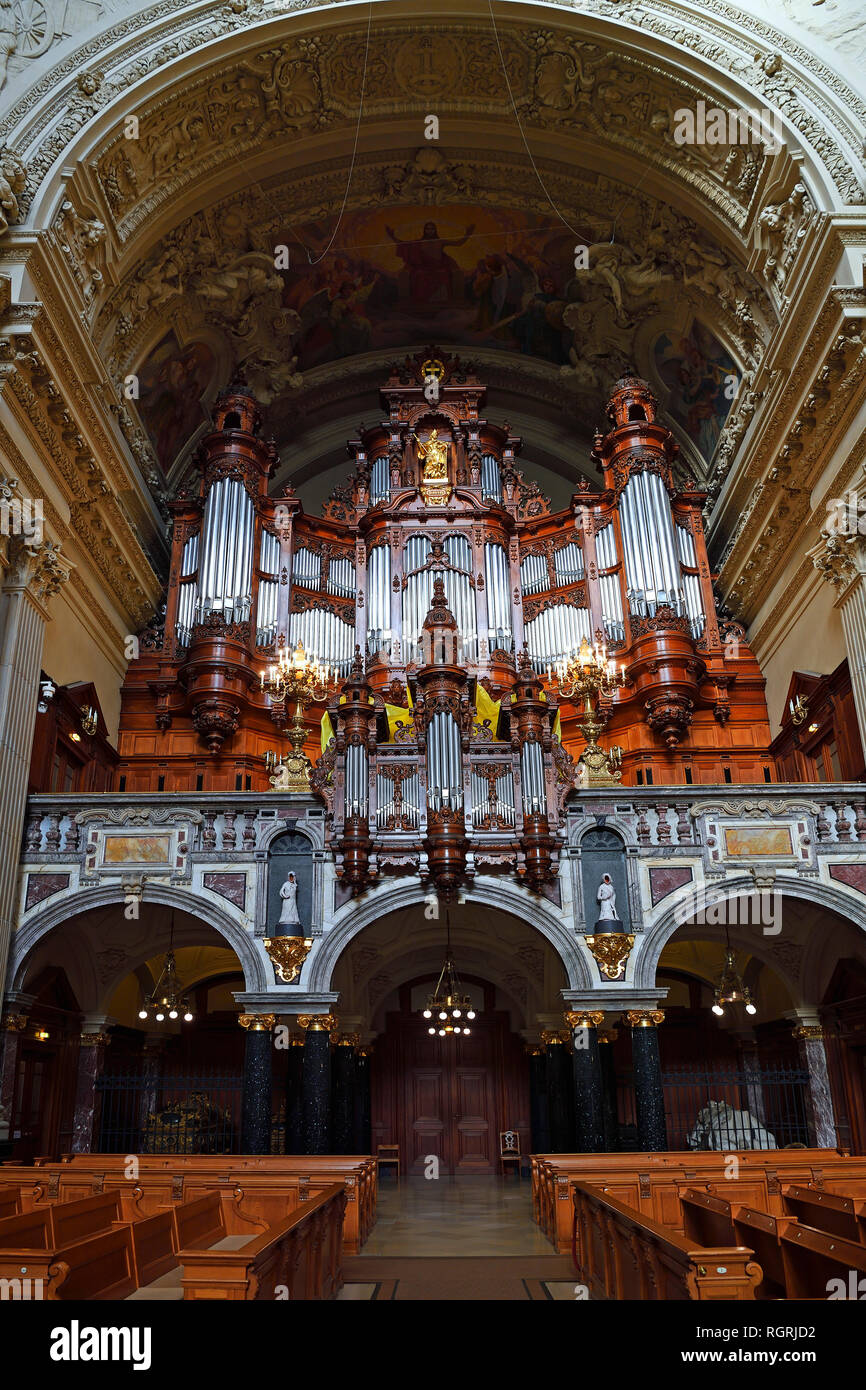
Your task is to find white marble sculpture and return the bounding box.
[277,870,301,928]
[597,874,618,921]
[687,1100,777,1151]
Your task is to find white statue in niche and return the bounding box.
[596,874,619,921]
[277,871,301,929]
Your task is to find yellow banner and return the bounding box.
[474,681,501,738]
[320,710,335,752]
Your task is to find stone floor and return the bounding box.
[360,1174,554,1257]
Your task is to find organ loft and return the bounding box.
[118,352,773,897]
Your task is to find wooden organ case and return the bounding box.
[117,353,773,896]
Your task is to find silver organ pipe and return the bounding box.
[289,607,355,675]
[620,471,683,618]
[444,534,477,663]
[345,742,369,817]
[256,530,280,646]
[403,536,433,666]
[366,544,391,656]
[370,456,390,505]
[554,542,584,585]
[520,740,546,815]
[520,553,547,596]
[375,770,421,829]
[484,542,513,653]
[196,478,254,624]
[676,523,706,638]
[175,533,199,645]
[595,521,625,642]
[524,602,591,671]
[326,556,355,597]
[470,767,515,828]
[481,453,502,502]
[426,709,463,812]
[292,546,322,591]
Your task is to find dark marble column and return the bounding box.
[628,1011,668,1152]
[71,1030,112,1154]
[0,1014,27,1128]
[353,1047,372,1154]
[567,1012,606,1154]
[239,1013,276,1154]
[285,1037,304,1154]
[598,1028,620,1153]
[793,1023,837,1148]
[301,1015,333,1154]
[544,1031,574,1153]
[332,1036,357,1155]
[528,1045,550,1153]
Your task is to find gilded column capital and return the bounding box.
[297,1013,337,1033]
[584,933,635,981]
[541,1028,570,1046]
[264,936,313,984]
[626,1009,665,1029]
[792,1024,824,1041]
[2,1013,27,1032]
[238,1013,277,1032]
[598,1027,619,1045]
[338,1032,361,1047]
[564,1009,605,1031]
[80,1031,111,1047]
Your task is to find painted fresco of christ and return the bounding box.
[385,220,475,304]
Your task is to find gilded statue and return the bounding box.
[414,429,449,481]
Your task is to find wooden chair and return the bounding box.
[377,1145,400,1179]
[499,1130,521,1178]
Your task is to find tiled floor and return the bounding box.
[360,1175,554,1257]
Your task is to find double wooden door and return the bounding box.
[372,1010,529,1175]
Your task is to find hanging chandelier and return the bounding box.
[711,926,756,1017]
[138,915,194,1024]
[421,914,478,1037]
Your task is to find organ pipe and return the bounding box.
[484,542,512,652]
[289,608,354,675]
[554,542,584,585]
[520,740,546,815]
[196,477,254,624]
[481,453,502,502]
[524,603,591,671]
[370,456,390,504]
[620,471,683,618]
[366,544,391,655]
[427,710,463,811]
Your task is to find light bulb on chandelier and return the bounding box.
[419,907,480,1040]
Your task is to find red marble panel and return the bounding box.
[829,864,866,895]
[25,873,70,912]
[649,865,693,906]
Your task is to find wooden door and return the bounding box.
[373,1009,528,1175]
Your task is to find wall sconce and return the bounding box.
[789,695,808,726]
[34,1028,49,1042]
[80,705,98,736]
[807,722,819,734]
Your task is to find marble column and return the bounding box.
[71,1028,112,1154]
[811,529,866,761]
[527,1045,550,1153]
[137,1036,166,1144]
[793,1022,837,1148]
[543,1030,574,1153]
[0,535,70,998]
[627,1010,668,1152]
[566,1011,606,1153]
[285,1036,304,1154]
[332,1035,358,1155]
[0,1011,28,1131]
[598,1027,620,1152]
[300,1014,334,1155]
[353,1047,372,1154]
[733,1027,767,1125]
[239,1013,276,1154]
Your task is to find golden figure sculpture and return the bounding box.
[414,428,449,480]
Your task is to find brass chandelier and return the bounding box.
[711,926,757,1017]
[138,915,194,1024]
[551,636,625,786]
[421,914,478,1037]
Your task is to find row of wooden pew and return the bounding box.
[0,1184,346,1300]
[531,1148,866,1255]
[0,1152,377,1255]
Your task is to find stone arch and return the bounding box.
[634,872,866,997]
[10,881,269,1000]
[306,875,589,992]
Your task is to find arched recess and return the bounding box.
[636,873,866,999]
[10,882,269,1005]
[307,876,590,992]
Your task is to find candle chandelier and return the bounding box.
[711,925,757,1017]
[261,642,331,791]
[550,636,625,787]
[421,914,478,1038]
[138,915,194,1024]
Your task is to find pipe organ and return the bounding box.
[118,354,772,895]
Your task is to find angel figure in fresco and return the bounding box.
[385,220,475,304]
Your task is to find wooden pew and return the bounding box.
[0,1192,125,1251]
[781,1222,866,1299]
[129,1210,177,1288]
[783,1184,866,1244]
[572,1182,761,1301]
[0,1206,53,1250]
[52,1227,138,1300]
[731,1206,799,1299]
[680,1188,738,1249]
[171,1193,225,1251]
[180,1185,346,1301]
[0,1187,20,1219]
